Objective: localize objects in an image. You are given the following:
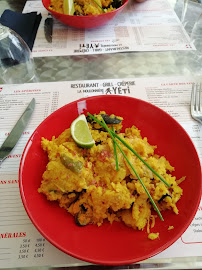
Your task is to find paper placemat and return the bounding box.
[23,0,196,57]
[0,76,202,268]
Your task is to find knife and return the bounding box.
[0,98,35,164]
[44,13,53,43]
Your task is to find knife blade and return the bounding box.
[0,98,35,163]
[44,13,53,43]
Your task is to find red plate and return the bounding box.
[42,0,128,29]
[19,95,202,265]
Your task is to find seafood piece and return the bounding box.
[60,153,83,174]
[110,0,123,8]
[86,112,123,132]
[86,113,122,125]
[75,204,93,226]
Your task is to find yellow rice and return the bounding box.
[38,111,184,237]
[49,0,116,15]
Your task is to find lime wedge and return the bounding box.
[63,0,75,15]
[71,114,95,148]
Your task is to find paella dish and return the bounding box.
[49,0,123,15]
[38,111,184,239]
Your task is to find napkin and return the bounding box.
[0,9,42,51]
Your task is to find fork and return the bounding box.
[191,83,202,124]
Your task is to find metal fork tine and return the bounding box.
[191,83,196,114]
[191,82,202,124]
[199,83,202,112]
[196,83,199,112]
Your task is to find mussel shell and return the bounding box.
[110,0,123,9]
[75,204,92,226]
[158,193,172,203]
[86,114,122,125]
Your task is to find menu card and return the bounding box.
[23,0,195,57]
[0,76,202,268]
